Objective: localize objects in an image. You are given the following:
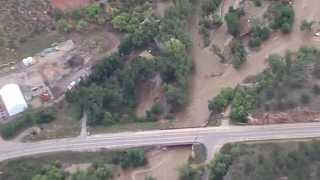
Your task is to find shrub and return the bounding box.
[208,88,234,113]
[179,164,202,180]
[208,153,232,180]
[249,25,270,48]
[230,40,247,68]
[251,0,262,7]
[300,93,311,104]
[281,22,292,33]
[266,2,295,33]
[230,87,256,123]
[313,85,320,95]
[225,8,242,37]
[300,20,315,32]
[57,19,72,32]
[0,108,56,139]
[76,19,88,31]
[118,149,147,169]
[165,85,189,110]
[150,102,164,115]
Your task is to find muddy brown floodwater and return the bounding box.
[115,147,191,180]
[175,0,320,128]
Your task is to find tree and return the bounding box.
[300,20,315,32]
[209,153,232,180]
[230,88,256,123]
[165,84,188,110]
[145,176,157,180]
[120,149,147,169]
[230,40,247,68]
[32,166,65,180]
[95,164,114,180]
[165,38,186,55]
[225,9,242,37]
[249,25,270,48]
[267,2,295,33]
[281,22,291,34]
[208,88,234,113]
[179,164,201,180]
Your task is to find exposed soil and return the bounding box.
[51,0,93,11]
[174,0,320,128]
[154,0,173,17]
[0,0,56,64]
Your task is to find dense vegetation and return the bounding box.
[66,0,193,126]
[230,87,256,123]
[199,0,223,46]
[0,108,56,139]
[225,7,244,37]
[253,47,320,112]
[208,147,233,180]
[55,3,109,32]
[264,1,295,33]
[248,24,271,48]
[300,19,315,32]
[209,46,320,123]
[230,40,247,68]
[179,164,203,180]
[208,88,234,113]
[0,149,146,180]
[215,141,320,180]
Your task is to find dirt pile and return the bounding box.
[250,109,320,125]
[51,0,93,11]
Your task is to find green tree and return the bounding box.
[300,20,315,32]
[95,164,114,180]
[165,85,188,110]
[225,9,242,37]
[165,38,186,55]
[179,164,201,180]
[32,166,65,180]
[208,88,234,113]
[145,176,157,180]
[209,153,232,180]
[267,2,295,33]
[230,40,247,68]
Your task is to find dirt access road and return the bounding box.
[175,0,320,127]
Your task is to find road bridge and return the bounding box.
[2,122,320,162]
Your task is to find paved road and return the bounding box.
[2,122,320,162]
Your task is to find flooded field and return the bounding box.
[116,147,191,180]
[175,0,320,127]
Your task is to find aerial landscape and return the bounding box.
[1,0,320,179]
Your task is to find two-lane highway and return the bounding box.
[2,122,320,162]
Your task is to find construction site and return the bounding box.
[0,34,120,122]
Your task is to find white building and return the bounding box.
[0,84,28,116]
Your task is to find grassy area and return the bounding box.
[208,140,320,180]
[90,121,173,134]
[0,0,58,63]
[0,148,149,180]
[24,101,81,141]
